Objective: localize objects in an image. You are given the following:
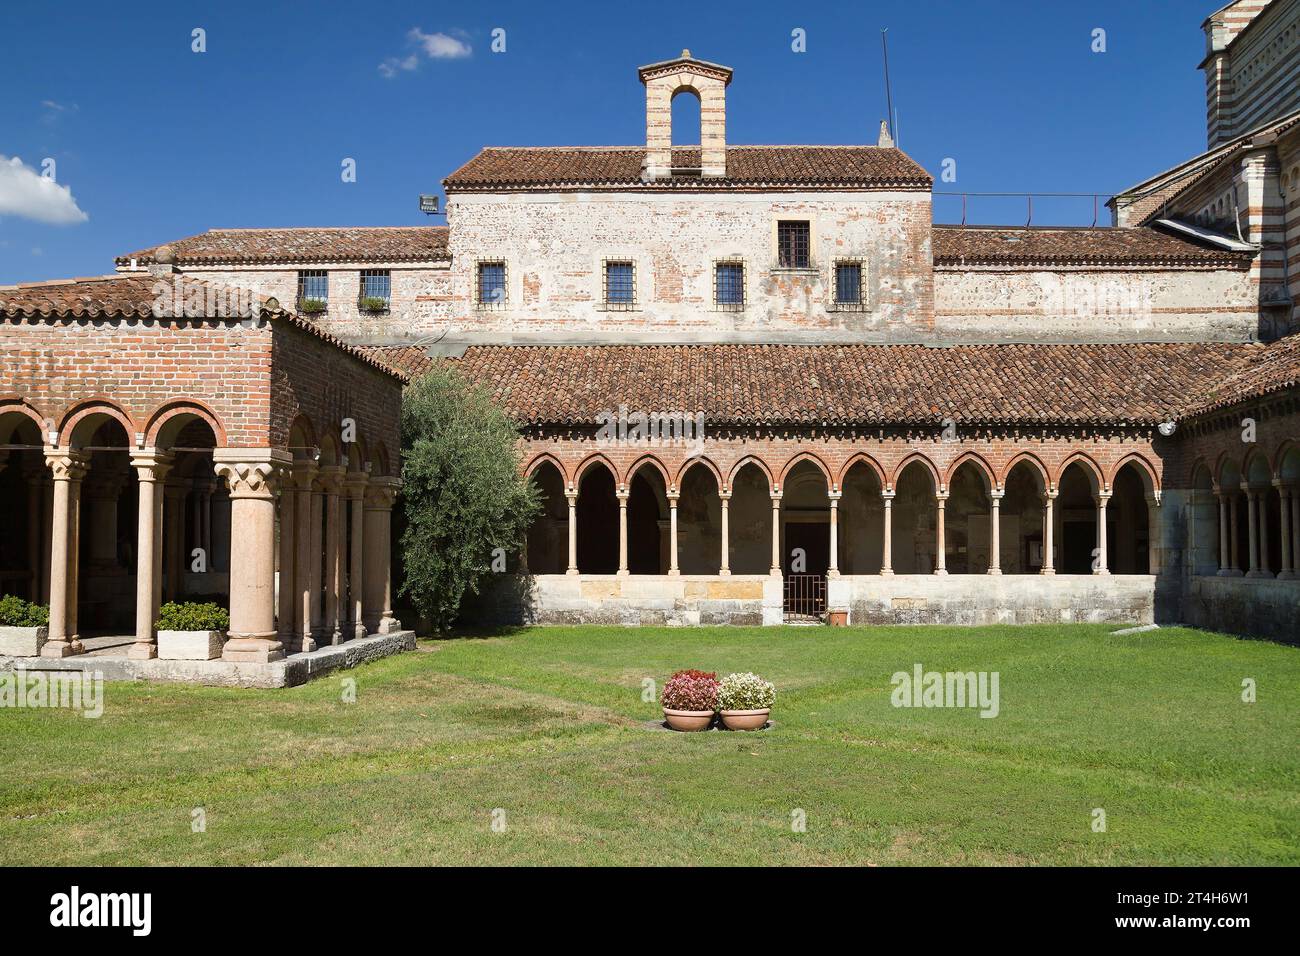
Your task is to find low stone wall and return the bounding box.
[473,574,782,626]
[830,574,1156,626]
[1182,576,1300,644]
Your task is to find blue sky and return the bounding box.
[1,0,1216,284]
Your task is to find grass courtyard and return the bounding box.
[1,623,1297,866]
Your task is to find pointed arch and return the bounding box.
[625,453,673,491]
[836,452,887,491]
[727,455,775,493]
[574,452,619,490]
[1055,452,1105,493]
[524,452,568,485]
[318,432,343,467]
[944,452,996,491]
[778,451,833,489]
[998,451,1049,490]
[1242,445,1274,486]
[675,455,724,491]
[890,452,941,492]
[1108,453,1160,498]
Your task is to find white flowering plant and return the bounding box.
[716,672,775,711]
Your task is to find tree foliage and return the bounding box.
[399,363,539,632]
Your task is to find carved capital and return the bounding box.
[364,477,400,510]
[290,460,319,492]
[129,449,174,484]
[344,471,369,499]
[44,450,89,482]
[214,460,280,499]
[316,464,346,495]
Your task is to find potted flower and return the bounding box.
[298,297,327,315]
[661,669,718,731]
[717,672,775,730]
[0,595,49,656]
[156,601,230,660]
[359,295,389,313]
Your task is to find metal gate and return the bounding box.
[783,574,826,622]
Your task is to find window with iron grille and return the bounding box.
[296,270,328,312]
[714,260,745,310]
[777,220,811,268]
[603,261,635,309]
[834,260,865,308]
[477,261,507,307]
[358,269,390,311]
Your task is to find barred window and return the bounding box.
[777,220,810,268]
[715,260,745,310]
[604,261,635,309]
[477,261,507,306]
[834,261,864,306]
[359,270,390,310]
[296,270,328,310]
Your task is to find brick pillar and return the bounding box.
[214,450,290,664]
[769,490,782,576]
[667,490,680,575]
[565,491,578,575]
[1094,492,1111,575]
[616,487,629,576]
[1041,490,1056,575]
[988,489,1003,575]
[42,450,88,657]
[718,490,731,575]
[292,461,318,652]
[880,490,894,575]
[827,491,841,577]
[129,450,172,660]
[346,471,368,640]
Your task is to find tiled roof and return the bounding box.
[361,342,1274,427]
[0,274,408,381]
[115,226,450,266]
[931,225,1251,268]
[1188,333,1300,415]
[443,145,932,190]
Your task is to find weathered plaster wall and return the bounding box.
[1182,575,1300,642]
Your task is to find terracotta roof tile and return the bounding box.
[362,342,1273,427]
[0,274,407,381]
[932,225,1251,268]
[1188,333,1300,414]
[443,145,932,191]
[115,226,450,266]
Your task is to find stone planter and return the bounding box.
[828,608,849,627]
[157,630,225,661]
[663,708,715,732]
[720,708,771,731]
[0,625,47,657]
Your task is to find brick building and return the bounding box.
[3,2,1298,643]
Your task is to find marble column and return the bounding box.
[308,474,324,642]
[718,490,731,575]
[129,450,172,660]
[769,490,782,575]
[1041,490,1056,575]
[988,489,1003,575]
[317,465,346,643]
[346,471,368,640]
[1094,492,1111,575]
[616,488,630,576]
[1215,491,1232,575]
[1229,491,1242,574]
[880,490,895,576]
[292,461,318,652]
[1277,483,1294,579]
[276,478,296,645]
[934,491,949,575]
[565,491,578,575]
[213,450,290,663]
[827,491,841,577]
[667,490,680,575]
[363,477,401,633]
[1244,485,1263,577]
[42,450,89,657]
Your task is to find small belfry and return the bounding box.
[638,49,733,179]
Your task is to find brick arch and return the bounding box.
[1188,456,1217,489]
[727,455,775,492]
[1213,450,1244,489]
[318,432,344,467]
[145,400,227,449]
[524,452,568,485]
[1241,445,1273,486]
[0,400,48,445]
[625,453,673,491]
[777,451,833,490]
[287,413,318,458]
[58,399,136,449]
[999,451,1050,490]
[345,435,370,473]
[675,455,724,492]
[944,452,996,491]
[836,452,887,491]
[1274,439,1300,482]
[574,452,618,490]
[370,440,393,477]
[890,452,941,492]
[1054,452,1105,493]
[1108,453,1161,498]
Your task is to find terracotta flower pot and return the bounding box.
[720,708,770,731]
[663,708,714,732]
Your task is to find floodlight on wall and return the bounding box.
[419,194,440,215]
[1158,419,1177,437]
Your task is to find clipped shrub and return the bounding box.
[298,297,327,314]
[0,594,49,627]
[156,601,229,632]
[717,672,775,711]
[662,669,719,711]
[359,296,389,312]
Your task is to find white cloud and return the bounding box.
[379,28,471,77]
[409,28,472,59]
[0,155,88,225]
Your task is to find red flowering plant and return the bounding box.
[662,669,719,712]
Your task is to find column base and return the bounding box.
[1245,570,1270,579]
[296,634,319,653]
[880,568,894,576]
[987,568,1002,576]
[221,636,286,663]
[40,640,75,658]
[718,569,731,576]
[616,569,630,577]
[126,642,157,660]
[667,569,680,576]
[378,615,402,635]
[769,568,782,577]
[353,623,367,641]
[1039,568,1056,576]
[933,569,948,576]
[1277,571,1298,580]
[565,568,579,576]
[1093,569,1111,576]
[1218,568,1244,577]
[827,569,840,579]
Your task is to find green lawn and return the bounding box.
[2,624,1297,866]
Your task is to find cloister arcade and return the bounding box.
[519,443,1164,585]
[0,400,401,663]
